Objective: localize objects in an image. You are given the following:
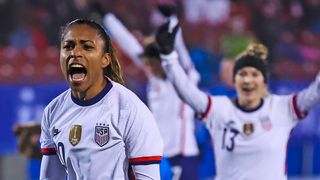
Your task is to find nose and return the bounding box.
[243,75,253,83]
[70,45,82,57]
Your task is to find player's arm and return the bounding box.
[156,22,210,119]
[103,13,144,68]
[294,72,320,119]
[39,109,66,180]
[122,100,163,179]
[158,3,200,83]
[130,164,161,179]
[172,17,200,84]
[40,155,66,180]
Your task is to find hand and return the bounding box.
[157,4,177,17]
[155,21,179,54]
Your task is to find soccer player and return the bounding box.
[156,23,320,180]
[103,9,200,180]
[39,19,163,180]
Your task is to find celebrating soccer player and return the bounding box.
[39,19,163,180]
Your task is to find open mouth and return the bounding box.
[242,87,255,93]
[68,64,87,82]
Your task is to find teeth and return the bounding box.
[70,64,84,68]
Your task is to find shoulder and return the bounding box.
[44,89,70,115]
[265,94,293,105]
[212,95,233,106]
[110,82,149,112]
[263,94,296,114]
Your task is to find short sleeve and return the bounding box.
[40,108,56,155]
[122,103,163,165]
[272,95,304,128]
[195,95,213,121]
[202,96,229,130]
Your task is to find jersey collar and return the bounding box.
[235,98,264,113]
[71,80,113,106]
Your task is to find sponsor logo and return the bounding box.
[52,127,61,137]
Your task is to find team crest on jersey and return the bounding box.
[260,116,272,131]
[69,125,82,146]
[95,123,109,147]
[243,122,254,136]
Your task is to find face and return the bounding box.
[60,24,110,99]
[234,67,266,107]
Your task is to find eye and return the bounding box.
[83,44,94,50]
[63,42,74,50]
[238,71,247,77]
[252,71,261,77]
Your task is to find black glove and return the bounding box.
[157,4,177,17]
[155,21,179,55]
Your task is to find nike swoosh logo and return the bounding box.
[53,128,61,137]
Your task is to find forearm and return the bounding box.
[297,73,320,112]
[40,155,66,180]
[175,29,200,84]
[103,13,144,68]
[171,16,200,83]
[161,51,208,114]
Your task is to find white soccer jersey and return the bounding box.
[161,51,320,180]
[147,75,199,157]
[203,95,304,180]
[40,80,163,180]
[103,14,199,158]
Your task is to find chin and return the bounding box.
[69,82,86,92]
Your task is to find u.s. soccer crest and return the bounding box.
[260,116,272,131]
[95,124,109,147]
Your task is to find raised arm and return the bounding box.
[172,16,200,84]
[157,4,200,83]
[156,23,210,118]
[296,72,320,114]
[103,13,144,68]
[161,52,209,117]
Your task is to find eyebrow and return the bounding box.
[63,39,94,44]
[80,40,94,44]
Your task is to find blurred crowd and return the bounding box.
[1,1,320,178]
[0,0,320,86]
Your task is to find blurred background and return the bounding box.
[0,0,320,179]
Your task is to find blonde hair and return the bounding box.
[237,42,268,61]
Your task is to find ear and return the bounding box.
[102,53,111,68]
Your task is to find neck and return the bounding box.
[237,98,262,111]
[72,77,107,100]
